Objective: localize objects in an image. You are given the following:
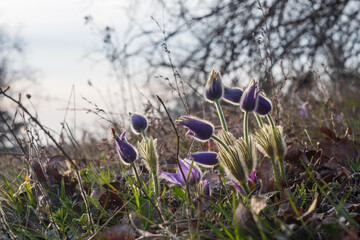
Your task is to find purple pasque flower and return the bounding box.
[176,116,214,141]
[189,151,218,166]
[159,159,201,186]
[247,170,260,194]
[240,79,259,112]
[204,69,223,102]
[233,171,260,195]
[255,94,272,116]
[130,113,148,134]
[223,87,243,105]
[112,129,137,165]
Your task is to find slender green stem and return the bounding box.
[266,114,275,130]
[244,111,249,146]
[254,113,264,128]
[214,99,228,132]
[278,159,288,187]
[131,162,142,191]
[210,135,229,191]
[211,135,230,153]
[270,157,281,191]
[156,95,193,209]
[141,129,147,139]
[267,114,287,186]
[152,171,159,198]
[242,182,250,195]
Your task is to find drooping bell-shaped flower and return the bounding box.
[130,113,148,134]
[159,159,201,186]
[255,94,272,116]
[112,129,137,165]
[176,116,214,141]
[223,87,243,105]
[204,69,223,102]
[240,79,259,112]
[189,151,218,166]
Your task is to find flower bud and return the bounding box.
[138,137,158,174]
[273,126,286,162]
[254,124,275,159]
[130,113,148,134]
[112,129,137,165]
[189,152,218,166]
[223,87,243,105]
[204,69,223,102]
[176,116,214,141]
[240,79,259,112]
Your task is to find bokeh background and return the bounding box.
[1,0,359,144]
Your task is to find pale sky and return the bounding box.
[0,0,165,137]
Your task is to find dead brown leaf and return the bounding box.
[93,223,136,240]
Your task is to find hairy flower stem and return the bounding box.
[210,135,230,189]
[244,111,250,147]
[141,129,147,139]
[214,99,228,132]
[254,113,264,128]
[130,162,142,194]
[270,157,281,191]
[152,172,160,199]
[278,159,288,187]
[267,114,287,185]
[266,114,275,130]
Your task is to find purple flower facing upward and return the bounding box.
[112,129,137,165]
[240,79,259,112]
[189,152,218,166]
[223,87,243,105]
[176,116,214,141]
[255,94,273,116]
[248,170,260,194]
[204,69,223,102]
[130,113,148,134]
[159,159,201,186]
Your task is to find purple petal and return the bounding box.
[130,113,148,134]
[114,131,137,163]
[177,116,213,141]
[177,159,201,185]
[255,94,272,115]
[223,87,243,105]
[189,152,218,166]
[240,79,259,112]
[204,69,223,102]
[159,172,185,185]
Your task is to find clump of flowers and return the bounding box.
[112,68,287,198]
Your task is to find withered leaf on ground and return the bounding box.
[93,223,136,240]
[257,157,275,193]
